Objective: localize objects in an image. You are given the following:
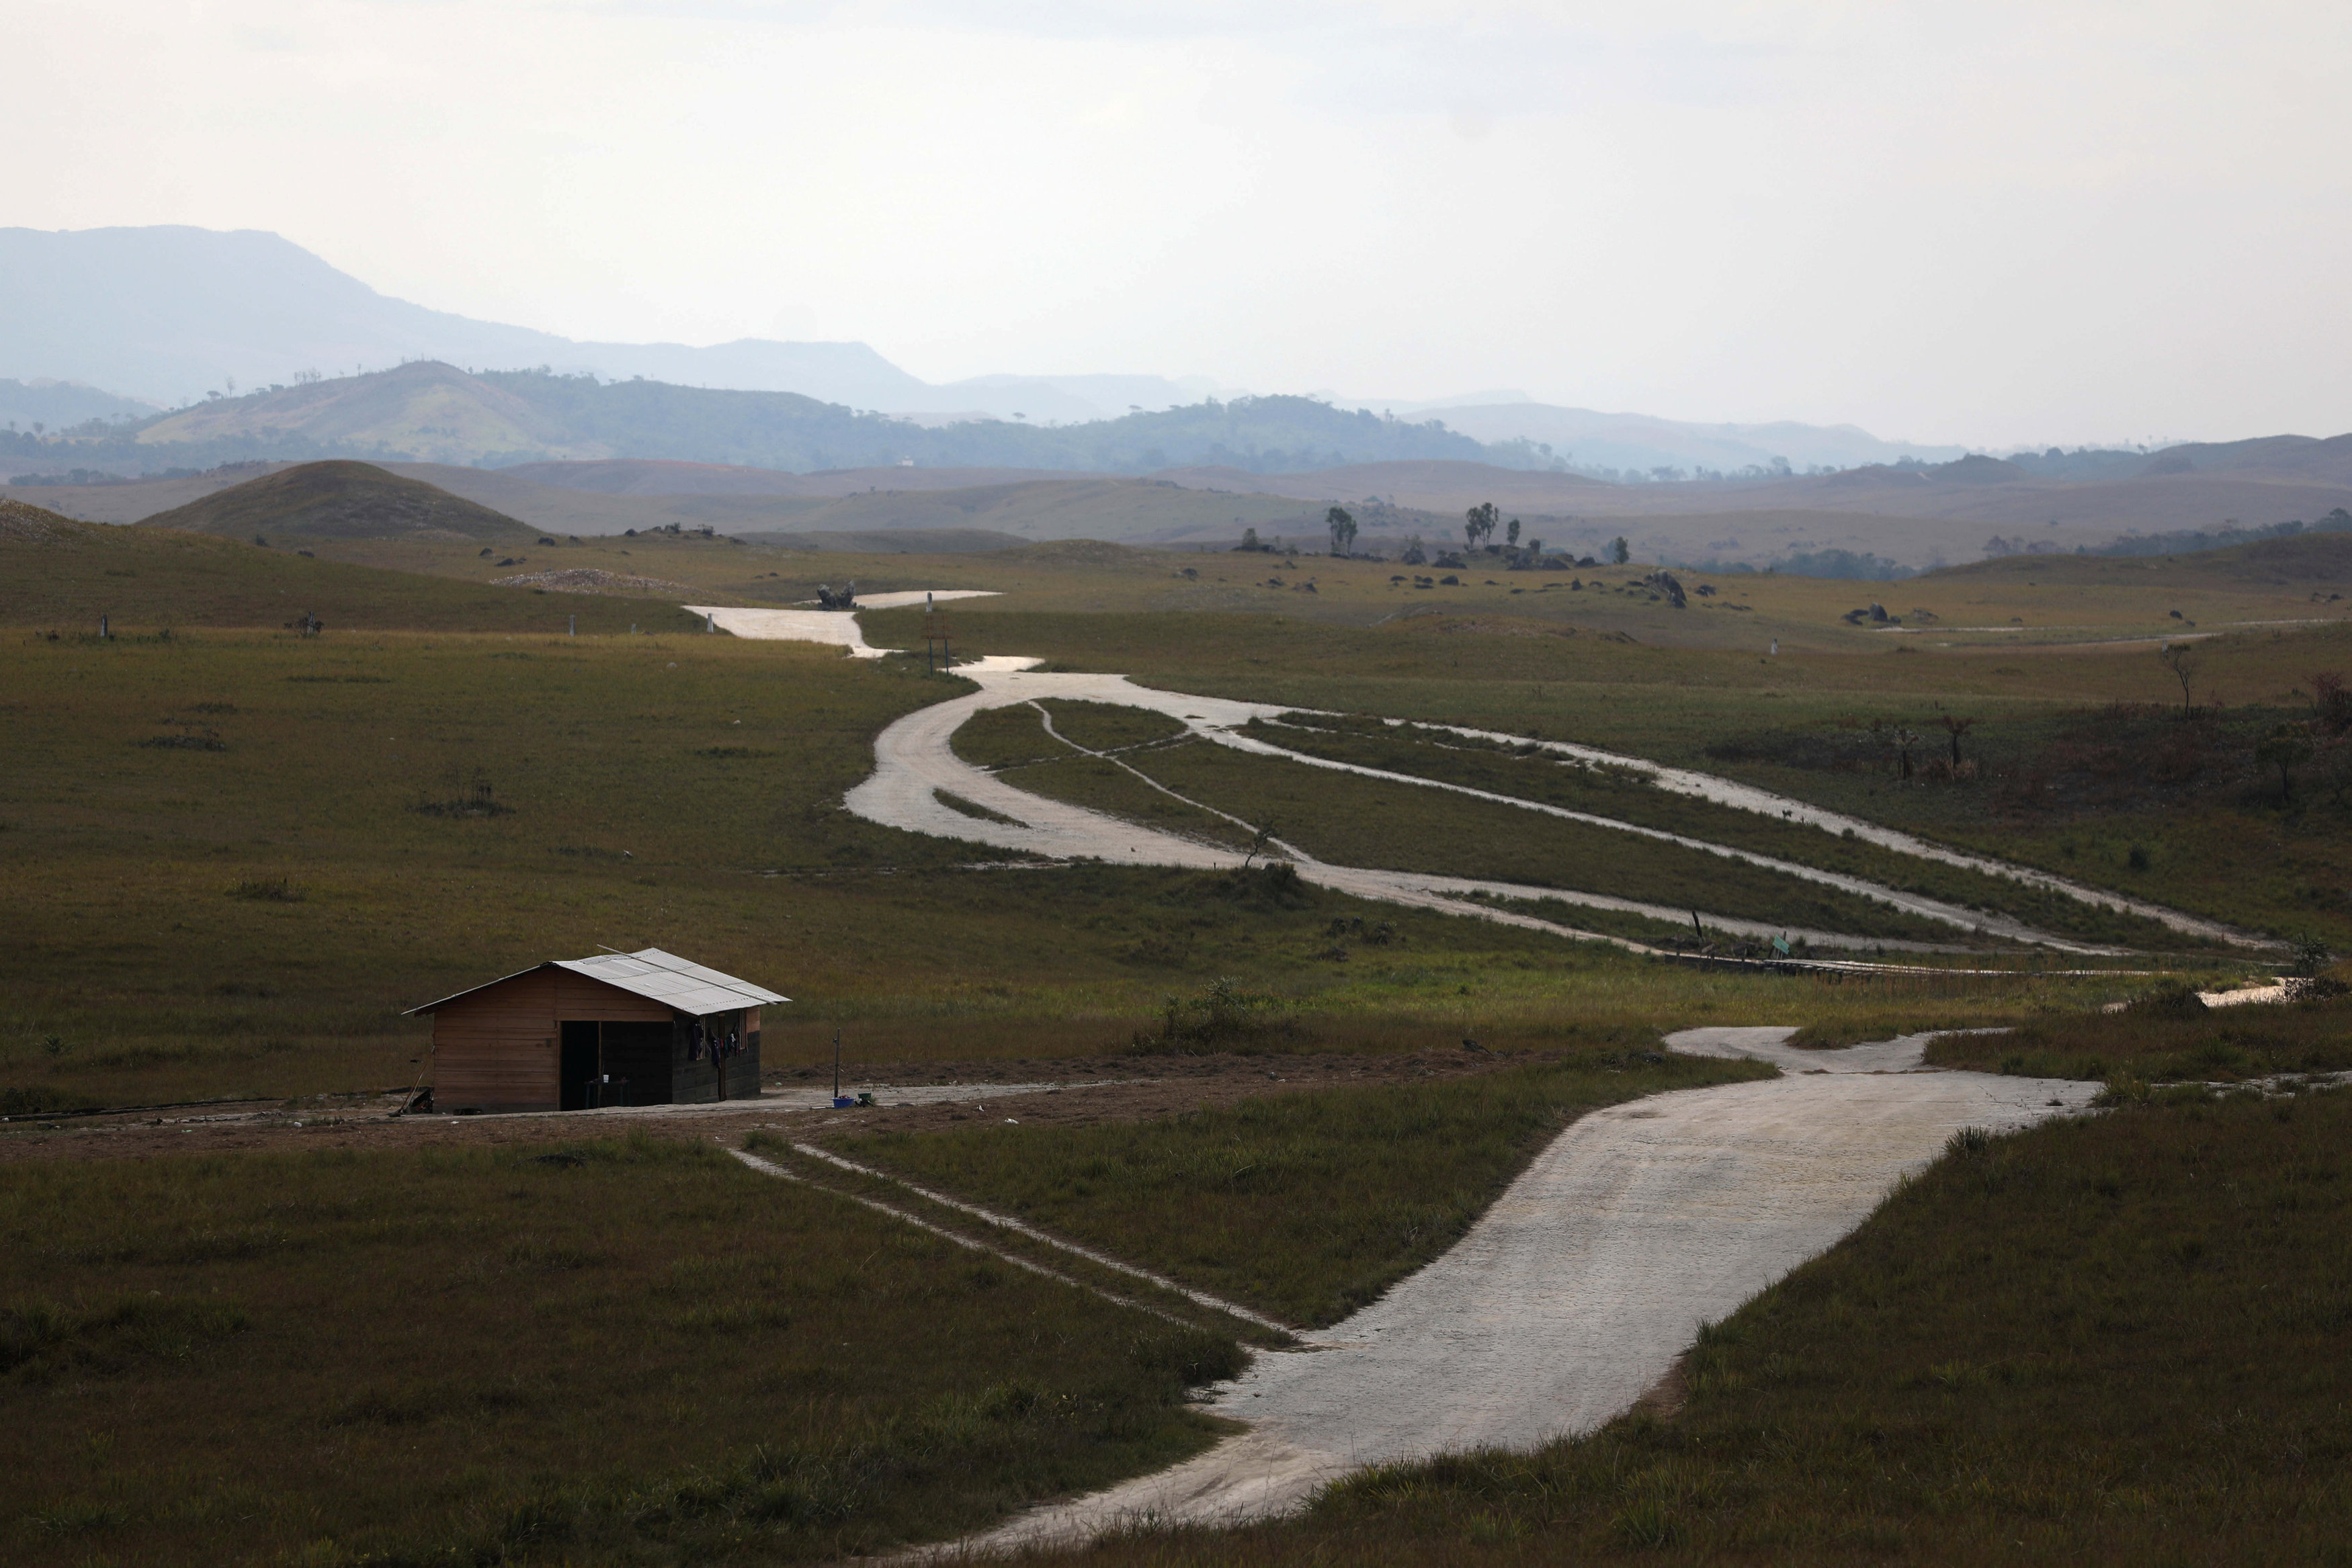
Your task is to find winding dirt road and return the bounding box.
[702,602,2242,957]
[839,665,2101,956]
[957,1027,2097,1551]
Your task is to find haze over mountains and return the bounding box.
[6,225,1967,474]
[8,222,2352,577]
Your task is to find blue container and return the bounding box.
[832,1096,857,1109]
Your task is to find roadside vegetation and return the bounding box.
[0,1134,1239,1566]
[1246,714,2193,951]
[1003,1086,2352,1566]
[9,617,2160,1115]
[1925,986,2352,1083]
[829,1049,1776,1327]
[874,597,2352,951]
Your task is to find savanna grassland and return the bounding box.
[0,1133,1243,1565]
[11,498,2352,1567]
[829,1049,1772,1328]
[866,541,2352,957]
[998,1086,2352,1568]
[17,515,2264,1115]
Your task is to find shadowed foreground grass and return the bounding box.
[830,1047,1775,1327]
[0,1134,1236,1566]
[1003,1086,2352,1567]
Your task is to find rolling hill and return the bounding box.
[5,361,1506,478]
[138,461,540,545]
[0,496,695,631]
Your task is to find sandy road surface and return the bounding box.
[957,1028,2097,1551]
[836,665,2096,954]
[705,600,2247,951]
[1353,717,2262,949]
[686,591,997,656]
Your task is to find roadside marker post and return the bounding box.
[923,592,952,673]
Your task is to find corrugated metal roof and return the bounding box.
[554,947,788,1016]
[406,947,788,1017]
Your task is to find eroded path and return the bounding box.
[958,1028,2097,1551]
[841,666,2103,957]
[699,605,2245,957]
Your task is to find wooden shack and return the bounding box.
[408,947,786,1113]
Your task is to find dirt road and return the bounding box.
[958,1027,2097,1550]
[837,664,2097,955]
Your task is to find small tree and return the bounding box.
[1506,518,1521,548]
[1239,526,1261,552]
[1464,501,1499,551]
[1935,715,1977,768]
[2157,642,2202,715]
[1889,726,1919,781]
[2257,722,2315,803]
[2310,670,2352,734]
[1326,505,1357,556]
[1609,536,1630,566]
[1400,535,1427,566]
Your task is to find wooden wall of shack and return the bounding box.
[431,967,762,1113]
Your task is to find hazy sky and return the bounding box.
[10,1,2350,445]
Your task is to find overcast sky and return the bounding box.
[9,1,2349,445]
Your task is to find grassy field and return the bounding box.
[1002,1085,2352,1566]
[1244,715,2193,951]
[1096,740,1968,943]
[10,623,1913,1110]
[830,1047,1774,1327]
[0,1133,1240,1565]
[1,507,702,635]
[1923,988,2352,1082]
[863,599,2352,951]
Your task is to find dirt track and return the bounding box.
[955,1027,2098,1552]
[0,1049,1519,1165]
[822,654,2199,958]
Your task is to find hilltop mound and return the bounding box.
[0,496,83,544]
[140,462,539,544]
[0,505,697,633]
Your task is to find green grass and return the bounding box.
[6,620,1824,1105]
[0,509,701,634]
[1925,991,2352,1082]
[1110,740,1965,943]
[952,701,1190,770]
[0,1133,1238,1565]
[1036,699,1190,752]
[867,606,2352,948]
[829,1047,1775,1327]
[955,702,1073,769]
[1248,715,2189,951]
[1001,1086,2352,1567]
[999,752,1257,853]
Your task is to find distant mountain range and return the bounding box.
[0,359,1499,478]
[1368,398,1970,478]
[0,377,157,431]
[0,226,1222,423]
[5,224,1970,470]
